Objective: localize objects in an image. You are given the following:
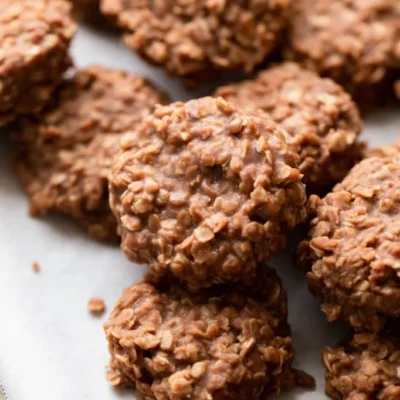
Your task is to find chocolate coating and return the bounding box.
[13,66,169,242]
[285,0,400,93]
[105,267,313,400]
[109,97,306,290]
[101,0,291,77]
[0,0,76,126]
[298,155,400,332]
[323,323,400,399]
[215,62,363,192]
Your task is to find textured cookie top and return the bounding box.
[323,324,400,400]
[101,0,291,76]
[13,66,169,242]
[0,0,75,73]
[286,0,400,86]
[104,267,296,400]
[69,0,100,19]
[0,0,76,123]
[110,97,306,290]
[16,65,169,147]
[215,62,363,191]
[368,140,400,158]
[300,156,400,329]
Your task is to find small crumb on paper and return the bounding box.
[32,261,40,273]
[88,297,105,314]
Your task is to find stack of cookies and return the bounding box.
[2,0,400,399]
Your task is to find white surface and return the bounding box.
[0,26,399,400]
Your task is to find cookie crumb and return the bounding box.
[88,297,105,314]
[32,261,40,273]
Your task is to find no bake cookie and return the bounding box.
[298,155,400,332]
[109,97,306,290]
[13,66,169,242]
[285,0,400,94]
[215,62,363,192]
[101,0,291,77]
[104,267,314,399]
[323,323,400,399]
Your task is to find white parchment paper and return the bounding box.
[0,26,399,400]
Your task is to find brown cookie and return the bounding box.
[215,62,364,192]
[101,0,291,77]
[285,0,400,95]
[104,267,314,400]
[323,323,400,400]
[13,66,169,242]
[298,155,400,332]
[0,0,76,127]
[109,97,306,290]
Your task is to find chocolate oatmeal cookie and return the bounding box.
[0,0,76,127]
[323,323,400,400]
[13,66,169,242]
[101,0,291,77]
[285,0,400,94]
[104,267,314,400]
[298,155,400,332]
[109,97,306,290]
[215,63,363,192]
[69,0,99,21]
